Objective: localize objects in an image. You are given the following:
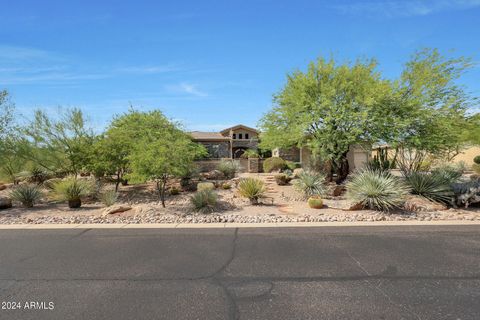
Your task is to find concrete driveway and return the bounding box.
[0,225,479,319]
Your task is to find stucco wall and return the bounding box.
[297,145,370,172]
[452,146,480,169]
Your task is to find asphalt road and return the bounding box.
[0,225,479,320]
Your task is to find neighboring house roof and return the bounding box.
[190,131,230,141]
[220,124,258,134]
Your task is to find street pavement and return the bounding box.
[0,225,479,319]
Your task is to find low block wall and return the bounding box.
[195,159,249,173]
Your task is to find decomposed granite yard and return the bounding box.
[1,172,479,225]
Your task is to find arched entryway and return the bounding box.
[233,147,247,159]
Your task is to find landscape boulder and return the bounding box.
[204,170,225,180]
[346,202,365,211]
[0,197,12,210]
[0,184,7,191]
[102,205,132,215]
[404,195,447,212]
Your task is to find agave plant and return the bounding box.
[52,177,93,208]
[190,189,217,213]
[346,169,410,211]
[293,171,327,198]
[238,178,266,205]
[10,184,43,208]
[405,172,454,203]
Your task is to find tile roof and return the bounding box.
[190,131,230,141]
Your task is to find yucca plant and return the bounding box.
[346,169,410,211]
[430,165,463,184]
[238,178,266,205]
[10,184,43,208]
[405,172,454,203]
[190,189,217,213]
[52,177,93,208]
[100,189,118,207]
[293,171,327,198]
[217,160,240,179]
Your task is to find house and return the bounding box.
[273,144,371,172]
[191,124,371,173]
[190,124,259,159]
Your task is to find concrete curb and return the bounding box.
[0,220,479,229]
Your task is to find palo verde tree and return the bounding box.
[385,48,477,173]
[0,90,24,183]
[115,110,206,207]
[86,128,131,191]
[13,108,95,176]
[0,90,14,142]
[259,57,392,182]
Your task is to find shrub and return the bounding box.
[221,183,232,190]
[263,157,286,173]
[241,149,259,159]
[27,167,51,185]
[405,172,454,203]
[169,187,180,195]
[238,178,266,205]
[52,177,93,208]
[274,173,291,185]
[43,178,62,191]
[100,189,118,207]
[197,182,215,192]
[474,155,480,165]
[217,160,240,179]
[10,184,43,208]
[285,161,301,170]
[190,189,217,213]
[293,171,327,198]
[346,169,410,211]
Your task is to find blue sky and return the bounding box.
[1,0,479,131]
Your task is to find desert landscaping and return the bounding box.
[1,48,480,225]
[1,164,479,225]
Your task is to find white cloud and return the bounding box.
[0,45,52,61]
[332,0,480,18]
[166,83,208,97]
[115,64,180,74]
[0,72,110,85]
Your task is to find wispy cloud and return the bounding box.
[332,0,480,18]
[166,83,208,97]
[115,64,180,75]
[0,73,110,85]
[0,45,187,85]
[0,45,53,61]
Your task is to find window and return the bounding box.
[245,133,249,139]
[233,133,236,139]
[238,133,243,139]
